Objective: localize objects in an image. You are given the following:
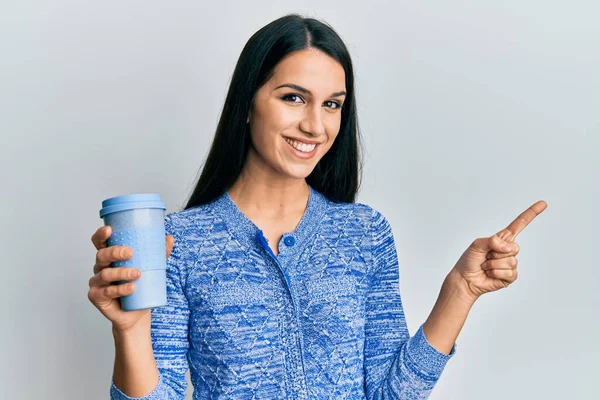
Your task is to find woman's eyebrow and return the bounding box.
[274,83,346,98]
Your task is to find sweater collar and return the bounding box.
[210,185,328,258]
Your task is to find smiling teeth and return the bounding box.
[285,138,316,153]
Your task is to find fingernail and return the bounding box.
[130,269,141,278]
[502,243,511,252]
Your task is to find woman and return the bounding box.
[88,14,547,399]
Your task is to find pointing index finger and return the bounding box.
[499,200,548,241]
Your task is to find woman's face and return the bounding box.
[246,48,347,181]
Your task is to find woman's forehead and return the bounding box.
[269,49,346,93]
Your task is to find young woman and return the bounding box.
[88,14,547,400]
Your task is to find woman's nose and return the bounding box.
[299,107,326,136]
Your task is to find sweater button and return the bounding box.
[283,236,296,247]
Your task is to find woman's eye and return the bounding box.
[281,94,304,104]
[324,100,342,110]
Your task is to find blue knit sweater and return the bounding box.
[110,186,455,399]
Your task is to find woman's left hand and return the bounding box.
[450,200,548,301]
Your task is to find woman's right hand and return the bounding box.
[88,225,175,333]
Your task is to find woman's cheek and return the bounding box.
[324,123,341,149]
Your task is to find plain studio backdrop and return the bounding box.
[1,1,598,399]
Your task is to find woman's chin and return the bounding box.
[281,164,317,180]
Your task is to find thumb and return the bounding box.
[471,235,512,254]
[166,235,175,259]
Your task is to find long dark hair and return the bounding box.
[184,14,362,209]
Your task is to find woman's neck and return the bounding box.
[227,154,310,220]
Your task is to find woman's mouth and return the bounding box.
[284,137,319,159]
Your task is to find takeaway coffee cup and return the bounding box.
[99,193,168,311]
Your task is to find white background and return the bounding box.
[1,1,598,399]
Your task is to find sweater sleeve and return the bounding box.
[363,209,455,400]
[110,213,190,400]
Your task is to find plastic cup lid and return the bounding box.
[99,193,166,218]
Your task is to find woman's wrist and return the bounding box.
[112,313,152,340]
[112,324,150,343]
[445,268,480,306]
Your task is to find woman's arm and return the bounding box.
[423,200,547,355]
[112,315,160,397]
[363,209,455,400]
[422,269,477,355]
[364,201,546,399]
[110,213,191,400]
